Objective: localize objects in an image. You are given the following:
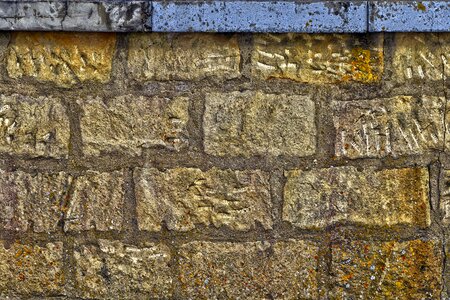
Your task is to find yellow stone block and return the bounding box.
[252,33,383,83]
[7,32,116,87]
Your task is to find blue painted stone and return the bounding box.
[152,1,368,33]
[369,1,450,32]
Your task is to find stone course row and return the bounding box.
[0,1,449,33]
[0,238,443,299]
[0,166,433,233]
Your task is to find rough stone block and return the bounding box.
[78,95,189,156]
[0,241,64,296]
[74,240,172,299]
[252,34,383,83]
[0,169,125,233]
[439,170,450,225]
[331,239,442,299]
[0,170,69,233]
[128,33,240,81]
[392,33,450,82]
[7,32,116,86]
[64,171,125,232]
[0,94,69,158]
[135,167,272,231]
[334,95,445,158]
[203,91,316,157]
[284,167,430,228]
[178,240,318,299]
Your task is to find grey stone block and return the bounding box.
[0,1,150,31]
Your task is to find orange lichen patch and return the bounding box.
[331,239,442,299]
[0,241,64,295]
[343,47,383,82]
[7,32,116,86]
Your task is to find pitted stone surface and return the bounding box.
[252,33,383,83]
[64,171,125,232]
[74,240,172,299]
[369,1,450,32]
[204,91,316,157]
[0,170,69,233]
[152,1,367,32]
[333,95,445,158]
[128,33,240,81]
[78,95,189,156]
[284,167,430,229]
[7,32,116,86]
[178,240,318,299]
[331,239,442,299]
[134,167,272,232]
[0,94,69,158]
[0,241,64,297]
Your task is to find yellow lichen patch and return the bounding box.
[346,47,383,82]
[417,2,426,11]
[7,32,116,87]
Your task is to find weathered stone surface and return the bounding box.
[252,34,383,83]
[74,239,172,299]
[7,32,116,86]
[64,171,124,232]
[135,167,272,231]
[0,241,64,296]
[331,239,442,299]
[334,95,445,158]
[0,1,148,32]
[204,91,316,157]
[78,95,189,156]
[0,170,69,233]
[0,169,124,233]
[128,33,240,81]
[0,94,69,158]
[178,240,318,299]
[392,33,450,81]
[440,170,450,225]
[284,167,430,228]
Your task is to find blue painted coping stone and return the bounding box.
[369,1,450,32]
[152,1,368,33]
[0,1,449,33]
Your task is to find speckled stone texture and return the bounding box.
[178,240,319,299]
[0,242,64,297]
[74,240,172,299]
[331,239,442,299]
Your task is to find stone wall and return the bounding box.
[0,31,448,299]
